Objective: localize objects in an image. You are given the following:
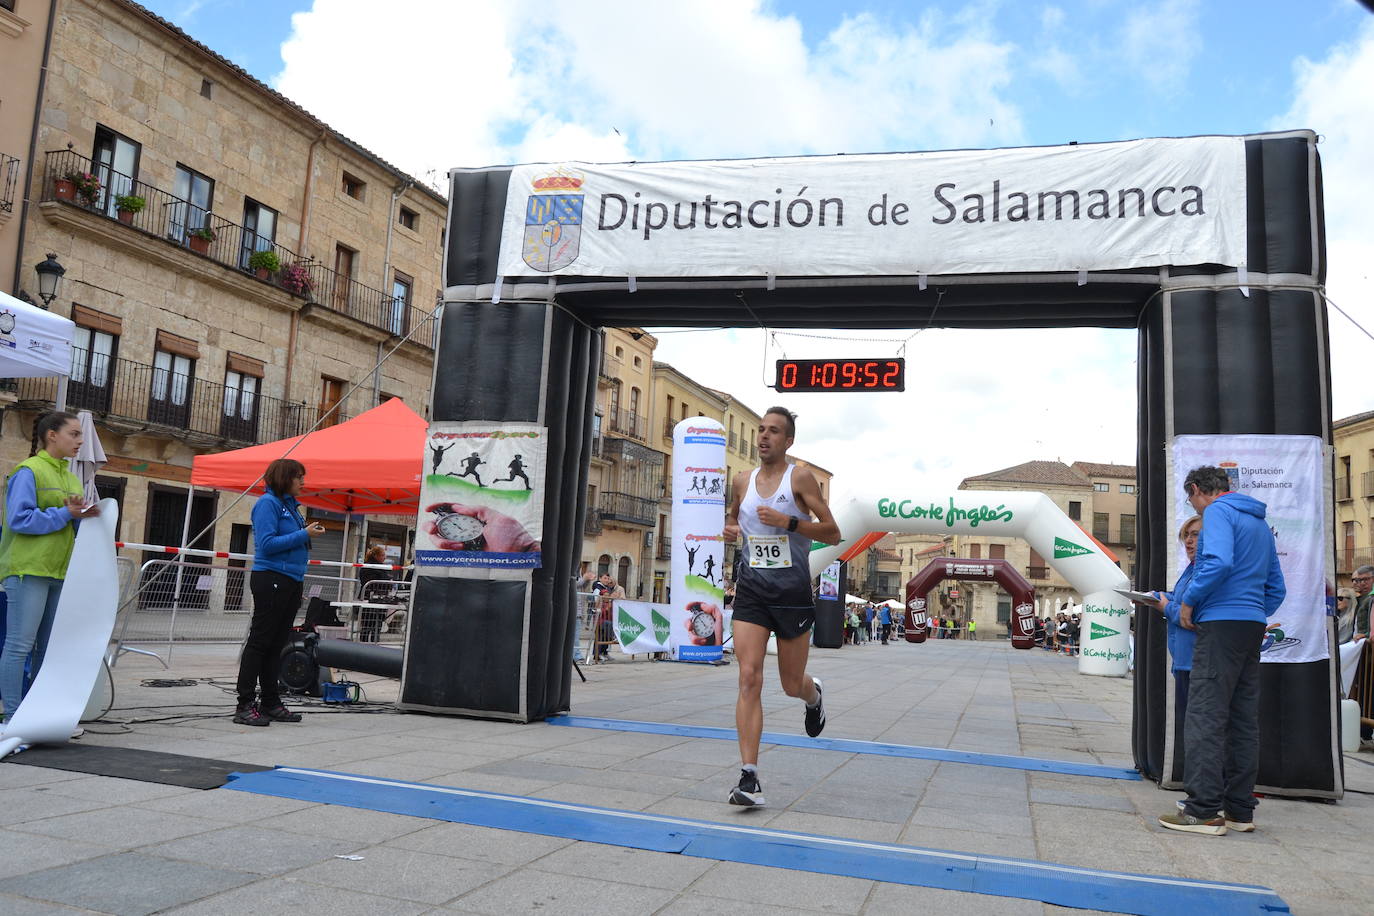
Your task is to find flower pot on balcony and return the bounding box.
[54,178,76,201]
[254,267,270,281]
[188,234,210,254]
[117,208,135,225]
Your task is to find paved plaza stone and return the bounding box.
[1,638,1371,914]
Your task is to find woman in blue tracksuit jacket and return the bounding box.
[1158,515,1201,725]
[232,458,325,726]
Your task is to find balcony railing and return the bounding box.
[1364,471,1374,498]
[2,351,345,446]
[584,508,603,537]
[663,417,675,440]
[608,408,647,440]
[656,539,672,561]
[1337,476,1351,501]
[1027,566,1049,580]
[599,491,657,527]
[728,431,738,450]
[41,149,430,345]
[1,152,18,214]
[599,353,623,381]
[1118,528,1136,547]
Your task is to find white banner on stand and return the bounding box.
[671,419,727,662]
[612,600,671,654]
[497,136,1247,279]
[1170,435,1327,664]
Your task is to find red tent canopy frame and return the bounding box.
[191,397,426,514]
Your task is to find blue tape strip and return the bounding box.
[225,767,1286,915]
[548,715,1140,780]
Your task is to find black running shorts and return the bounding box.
[731,591,815,641]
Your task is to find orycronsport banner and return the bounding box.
[496,136,1247,279]
[415,422,545,570]
[671,418,727,662]
[1170,435,1326,664]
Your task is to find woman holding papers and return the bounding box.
[1154,515,1202,724]
[0,412,101,721]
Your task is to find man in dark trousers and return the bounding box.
[1348,565,1374,748]
[1158,466,1285,837]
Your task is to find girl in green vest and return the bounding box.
[0,411,101,719]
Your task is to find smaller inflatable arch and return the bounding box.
[810,489,1132,676]
[905,557,1036,646]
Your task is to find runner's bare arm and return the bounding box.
[723,470,748,542]
[791,468,841,545]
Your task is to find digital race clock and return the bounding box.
[773,358,905,392]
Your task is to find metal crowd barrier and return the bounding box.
[108,558,375,666]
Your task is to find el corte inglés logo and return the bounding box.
[1053,536,1093,559]
[651,609,671,644]
[617,606,644,645]
[1090,621,1120,640]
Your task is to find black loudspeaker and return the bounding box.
[279,632,330,697]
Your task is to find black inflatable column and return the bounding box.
[1135,133,1338,797]
[398,301,598,722]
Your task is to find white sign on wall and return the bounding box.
[1170,435,1327,665]
[497,136,1247,280]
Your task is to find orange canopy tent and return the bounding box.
[190,397,426,514]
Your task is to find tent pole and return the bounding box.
[54,375,68,412]
[340,512,351,597]
[167,488,195,664]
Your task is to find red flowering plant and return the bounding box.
[280,262,315,298]
[66,171,102,205]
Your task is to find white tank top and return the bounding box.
[737,465,812,603]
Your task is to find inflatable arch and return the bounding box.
[902,557,1037,646]
[413,130,1337,799]
[809,491,1131,675]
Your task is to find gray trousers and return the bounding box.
[1182,619,1265,820]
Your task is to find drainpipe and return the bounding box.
[284,128,327,407]
[375,179,413,405]
[10,0,60,298]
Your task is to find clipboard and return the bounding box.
[1115,588,1160,604]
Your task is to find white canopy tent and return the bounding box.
[0,290,75,407]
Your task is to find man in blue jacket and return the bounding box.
[1158,466,1285,837]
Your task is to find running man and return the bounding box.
[723,406,840,807]
[450,451,485,487]
[429,441,454,476]
[496,454,532,490]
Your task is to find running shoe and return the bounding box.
[804,677,826,738]
[261,704,302,723]
[1222,811,1256,832]
[728,768,765,807]
[233,704,270,727]
[1157,811,1226,836]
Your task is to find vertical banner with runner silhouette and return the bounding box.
[414,422,546,570]
[671,418,727,661]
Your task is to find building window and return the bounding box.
[398,206,418,230]
[333,244,356,312]
[200,78,214,99]
[92,125,141,217]
[969,543,981,559]
[1068,500,1082,521]
[633,356,642,369]
[1028,548,1048,580]
[69,305,121,413]
[989,543,1006,560]
[1120,483,1136,495]
[1092,512,1110,541]
[390,270,413,336]
[149,331,198,428]
[171,164,214,242]
[239,198,278,270]
[615,346,624,358]
[221,353,264,441]
[341,171,365,200]
[1093,481,1109,492]
[320,377,345,429]
[1120,514,1136,546]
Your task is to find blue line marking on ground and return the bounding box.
[547,715,1141,780]
[225,766,1286,915]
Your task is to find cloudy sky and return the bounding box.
[149,0,1374,492]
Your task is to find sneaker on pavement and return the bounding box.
[261,704,302,723]
[1158,811,1226,836]
[1222,811,1256,832]
[728,768,765,807]
[804,677,826,738]
[233,704,270,727]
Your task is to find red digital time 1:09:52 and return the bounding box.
[773,358,905,392]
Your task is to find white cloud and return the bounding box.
[1272,18,1374,421]
[1118,0,1201,94]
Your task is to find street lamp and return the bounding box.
[33,253,65,308]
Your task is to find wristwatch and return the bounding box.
[787,517,799,532]
[432,506,487,550]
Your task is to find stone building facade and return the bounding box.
[1334,409,1374,590]
[2,0,444,573]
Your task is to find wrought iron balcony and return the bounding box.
[1,152,18,214]
[599,491,657,527]
[607,407,647,440]
[41,149,430,346]
[2,350,346,446]
[584,508,603,537]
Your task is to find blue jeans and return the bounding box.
[1,575,64,718]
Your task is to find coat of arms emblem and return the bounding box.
[522,172,584,272]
